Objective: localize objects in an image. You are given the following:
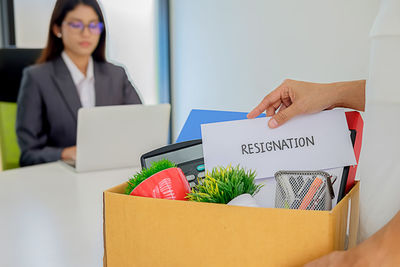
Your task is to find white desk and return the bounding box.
[0,162,139,267]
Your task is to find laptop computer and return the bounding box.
[63,104,170,172]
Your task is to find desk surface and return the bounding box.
[0,162,138,267]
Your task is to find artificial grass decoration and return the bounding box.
[125,159,177,194]
[186,165,263,204]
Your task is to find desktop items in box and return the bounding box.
[274,171,335,211]
[103,111,363,266]
[177,109,363,197]
[140,139,205,189]
[137,140,264,206]
[186,165,263,206]
[125,159,190,201]
[126,158,263,206]
[125,156,338,211]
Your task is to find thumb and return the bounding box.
[268,105,299,128]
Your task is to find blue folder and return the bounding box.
[176,109,266,143]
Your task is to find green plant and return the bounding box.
[125,159,177,194]
[186,165,263,204]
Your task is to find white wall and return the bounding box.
[13,0,55,48]
[169,0,381,140]
[13,0,158,104]
[100,0,158,104]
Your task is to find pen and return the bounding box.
[298,179,312,200]
[290,178,312,209]
[308,181,326,210]
[299,177,323,210]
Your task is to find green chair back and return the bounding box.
[0,101,20,170]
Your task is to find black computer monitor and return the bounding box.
[0,48,42,102]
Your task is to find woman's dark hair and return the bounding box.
[36,0,106,64]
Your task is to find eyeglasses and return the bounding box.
[63,21,104,35]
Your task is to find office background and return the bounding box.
[1,0,380,140]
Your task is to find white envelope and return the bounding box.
[201,109,356,179]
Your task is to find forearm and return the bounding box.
[331,80,366,111]
[19,146,63,166]
[347,211,400,266]
[305,211,400,266]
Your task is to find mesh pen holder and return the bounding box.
[274,171,334,211]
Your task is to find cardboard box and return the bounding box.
[103,181,359,267]
[103,111,363,267]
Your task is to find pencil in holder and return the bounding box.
[274,171,334,211]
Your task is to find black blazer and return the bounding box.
[16,56,142,167]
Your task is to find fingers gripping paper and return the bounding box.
[201,110,356,179]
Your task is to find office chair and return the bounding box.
[0,101,20,170]
[0,48,41,170]
[0,48,42,102]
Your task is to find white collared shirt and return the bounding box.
[61,51,95,108]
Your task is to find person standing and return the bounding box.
[248,0,400,264]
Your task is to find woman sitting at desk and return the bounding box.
[16,0,142,167]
